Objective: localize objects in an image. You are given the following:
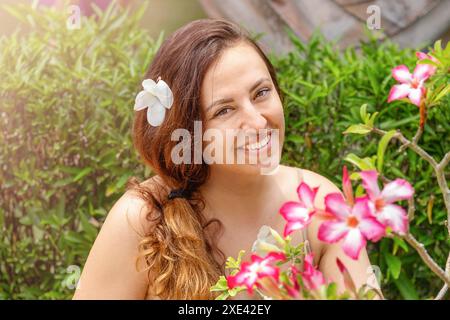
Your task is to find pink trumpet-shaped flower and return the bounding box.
[280,182,319,237]
[387,63,434,106]
[359,170,414,235]
[318,194,385,260]
[227,252,285,294]
[301,253,326,291]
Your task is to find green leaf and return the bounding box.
[359,104,368,123]
[343,124,372,135]
[72,167,93,182]
[344,153,376,171]
[394,272,419,300]
[385,253,402,279]
[377,129,396,172]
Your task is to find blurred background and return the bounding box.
[0,0,449,300]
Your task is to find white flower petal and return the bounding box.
[134,90,158,111]
[142,79,157,93]
[147,102,166,127]
[154,79,174,109]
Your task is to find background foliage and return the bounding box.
[0,3,448,299]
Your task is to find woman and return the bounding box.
[73,18,378,300]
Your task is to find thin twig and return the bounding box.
[435,254,450,300]
[401,233,450,287]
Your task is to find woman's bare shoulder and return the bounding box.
[282,166,341,196]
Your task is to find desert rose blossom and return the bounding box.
[387,63,434,106]
[359,170,414,235]
[227,252,286,294]
[318,194,385,260]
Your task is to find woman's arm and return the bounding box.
[72,191,153,299]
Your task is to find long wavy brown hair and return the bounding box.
[126,18,284,299]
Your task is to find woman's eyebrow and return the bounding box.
[206,77,271,112]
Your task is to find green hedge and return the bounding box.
[0,3,158,299]
[0,3,448,299]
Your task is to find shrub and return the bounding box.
[276,31,449,299]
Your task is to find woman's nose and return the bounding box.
[240,102,268,131]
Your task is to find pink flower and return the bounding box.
[318,194,385,260]
[280,182,318,237]
[360,170,414,235]
[301,253,326,291]
[227,252,285,294]
[387,63,434,106]
[416,51,439,75]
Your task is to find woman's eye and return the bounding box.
[256,88,270,99]
[214,107,232,117]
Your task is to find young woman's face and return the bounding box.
[200,41,285,175]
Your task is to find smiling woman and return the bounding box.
[72,18,378,300]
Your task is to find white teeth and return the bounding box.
[244,134,271,151]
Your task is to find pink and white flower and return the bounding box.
[280,182,319,237]
[227,252,285,294]
[301,253,326,291]
[387,63,434,106]
[359,170,414,235]
[318,194,385,260]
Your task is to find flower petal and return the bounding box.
[342,228,366,260]
[392,65,412,83]
[359,170,381,200]
[154,79,174,109]
[147,102,166,127]
[378,204,409,234]
[408,88,422,107]
[324,193,351,220]
[380,179,414,203]
[258,265,279,279]
[388,84,411,103]
[351,197,372,220]
[264,252,286,262]
[283,220,310,237]
[412,63,433,82]
[134,90,158,111]
[318,221,349,243]
[415,52,429,60]
[358,216,386,242]
[296,182,317,209]
[142,79,157,92]
[280,202,310,222]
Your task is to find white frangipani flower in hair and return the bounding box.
[134,76,174,126]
